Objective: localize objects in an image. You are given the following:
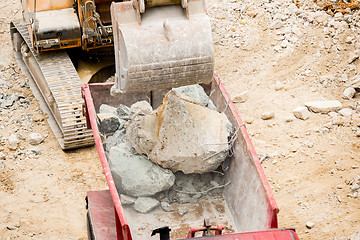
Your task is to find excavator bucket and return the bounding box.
[110,0,214,95]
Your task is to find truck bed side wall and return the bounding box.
[209,74,278,231]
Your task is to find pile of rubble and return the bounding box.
[97,85,233,214]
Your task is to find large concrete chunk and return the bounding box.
[108,142,175,197]
[148,91,231,174]
[305,100,342,113]
[133,197,160,214]
[172,84,217,111]
[126,101,158,155]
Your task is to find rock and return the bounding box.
[285,115,296,122]
[173,84,217,110]
[160,201,174,212]
[0,152,5,160]
[126,107,158,155]
[99,104,117,115]
[97,113,121,135]
[28,133,44,145]
[345,36,353,44]
[305,100,342,113]
[342,87,356,100]
[275,81,284,91]
[18,133,26,140]
[332,116,345,125]
[8,134,19,150]
[176,192,193,204]
[348,52,359,64]
[108,142,175,197]
[6,222,21,230]
[280,40,289,48]
[270,20,283,30]
[133,197,160,213]
[306,221,315,229]
[232,91,249,103]
[338,108,353,117]
[244,117,254,124]
[147,91,231,174]
[116,104,130,120]
[178,206,189,216]
[293,106,310,120]
[32,113,46,122]
[29,147,42,155]
[120,194,136,205]
[261,111,275,120]
[105,129,126,153]
[129,101,153,119]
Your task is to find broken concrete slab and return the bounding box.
[172,84,217,111]
[133,197,160,214]
[147,90,231,174]
[293,106,310,120]
[305,100,342,113]
[120,194,137,205]
[99,104,117,115]
[108,142,175,197]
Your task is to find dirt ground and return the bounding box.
[0,0,359,239]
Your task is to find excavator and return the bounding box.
[10,0,214,149]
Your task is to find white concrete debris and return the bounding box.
[275,81,284,91]
[108,142,175,197]
[338,108,353,117]
[233,91,249,103]
[99,104,118,115]
[261,111,275,120]
[305,100,342,113]
[28,133,44,145]
[342,87,356,100]
[306,221,315,229]
[270,20,283,30]
[293,106,310,120]
[8,134,19,150]
[133,197,160,214]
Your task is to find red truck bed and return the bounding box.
[82,74,299,240]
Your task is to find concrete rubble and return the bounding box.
[108,142,175,197]
[146,90,232,174]
[133,197,160,214]
[305,100,342,113]
[293,106,310,120]
[98,84,232,214]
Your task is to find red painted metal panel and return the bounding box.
[83,84,132,240]
[180,229,299,240]
[87,190,117,239]
[213,73,279,228]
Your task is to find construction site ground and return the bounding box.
[0,0,359,239]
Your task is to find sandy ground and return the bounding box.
[0,0,359,239]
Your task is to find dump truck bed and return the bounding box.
[82,75,283,239]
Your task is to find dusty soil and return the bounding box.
[0,0,359,240]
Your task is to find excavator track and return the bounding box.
[11,21,94,150]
